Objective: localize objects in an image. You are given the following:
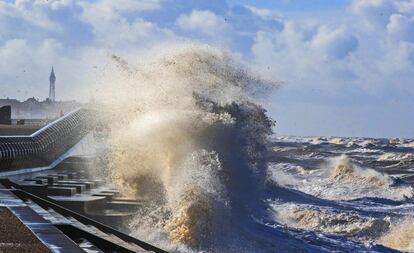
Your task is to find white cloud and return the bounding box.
[176,10,229,36]
[0,38,62,69]
[78,1,174,48]
[350,0,396,28]
[0,38,62,99]
[387,14,414,42]
[0,0,414,137]
[251,21,360,94]
[0,0,414,116]
[250,0,414,97]
[310,26,358,60]
[246,6,283,20]
[395,0,414,13]
[0,0,59,30]
[33,0,76,10]
[78,0,161,14]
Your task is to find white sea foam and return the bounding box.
[402,141,414,148]
[386,138,414,148]
[302,136,377,148]
[301,136,328,145]
[272,146,297,152]
[271,202,414,252]
[378,153,414,162]
[267,163,309,187]
[270,203,390,239]
[328,137,347,145]
[379,217,414,252]
[268,155,414,201]
[353,139,375,147]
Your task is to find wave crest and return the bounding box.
[378,153,414,162]
[268,155,414,201]
[272,203,390,238]
[329,155,392,187]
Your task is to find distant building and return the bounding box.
[0,105,11,125]
[0,67,81,120]
[49,67,56,102]
[0,98,81,120]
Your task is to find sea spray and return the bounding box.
[94,44,278,251]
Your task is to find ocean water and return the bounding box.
[265,136,414,253]
[92,44,414,252]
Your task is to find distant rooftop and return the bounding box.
[0,124,41,136]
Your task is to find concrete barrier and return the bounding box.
[0,108,91,170]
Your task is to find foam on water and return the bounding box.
[270,202,414,251]
[379,217,414,251]
[403,141,414,148]
[388,138,414,147]
[268,155,414,201]
[378,153,414,162]
[271,203,390,239]
[328,137,347,145]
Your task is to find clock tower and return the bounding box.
[49,67,56,102]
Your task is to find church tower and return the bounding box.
[49,67,56,102]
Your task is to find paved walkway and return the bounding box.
[0,206,51,253]
[0,183,83,253]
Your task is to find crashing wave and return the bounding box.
[329,155,391,186]
[94,44,278,252]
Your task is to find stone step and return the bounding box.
[48,195,107,214]
[36,176,59,184]
[104,200,142,212]
[80,179,105,187]
[57,180,95,190]
[66,172,77,179]
[18,183,47,196]
[114,197,147,202]
[51,184,86,194]
[48,173,69,180]
[47,186,77,196]
[24,178,48,184]
[92,192,115,200]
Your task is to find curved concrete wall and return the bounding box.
[0,108,91,170]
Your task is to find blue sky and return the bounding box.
[0,0,413,138]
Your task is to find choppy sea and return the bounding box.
[260,135,414,252]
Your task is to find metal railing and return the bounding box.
[0,108,91,170]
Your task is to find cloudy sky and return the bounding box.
[0,0,413,138]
